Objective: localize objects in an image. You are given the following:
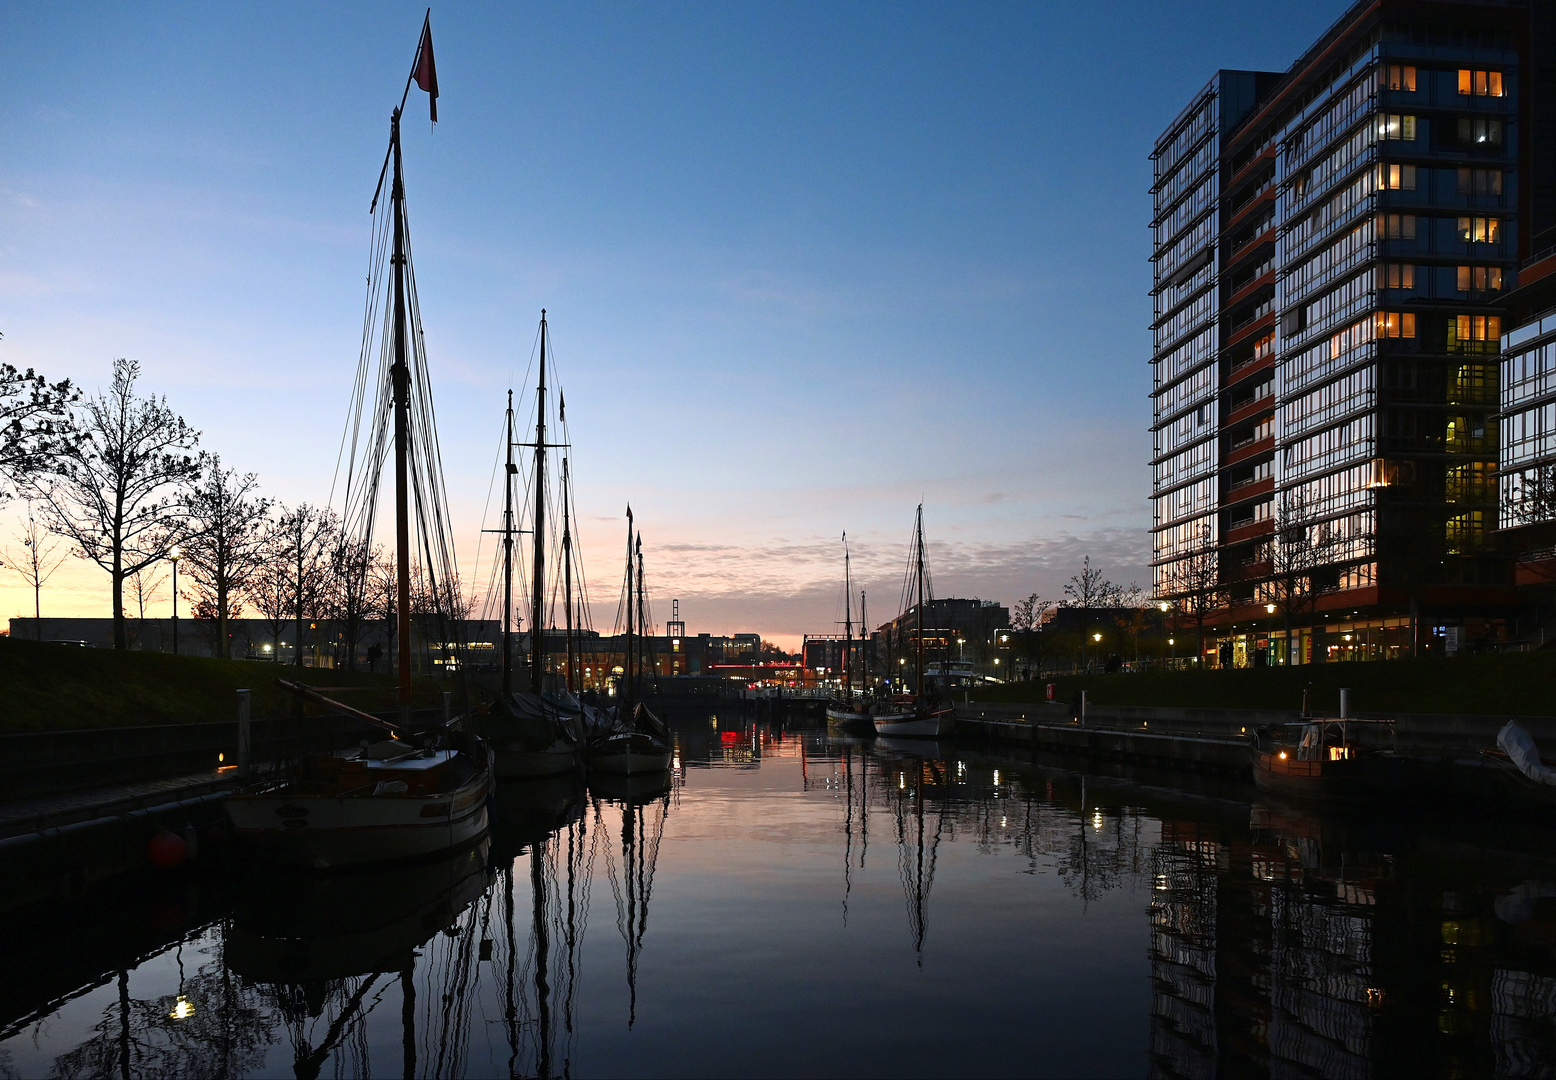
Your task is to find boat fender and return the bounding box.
[1497,721,1556,787]
[148,830,188,869]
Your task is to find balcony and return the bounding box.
[1224,434,1275,468]
[1227,392,1275,428]
[1224,475,1274,506]
[1224,518,1275,546]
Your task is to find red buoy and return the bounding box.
[148,830,188,869]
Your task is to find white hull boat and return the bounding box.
[226,743,494,870]
[872,712,955,738]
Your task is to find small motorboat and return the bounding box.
[873,708,955,738]
[1250,717,1415,804]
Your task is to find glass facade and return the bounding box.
[1150,1,1535,663]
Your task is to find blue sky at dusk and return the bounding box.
[0,1,1344,645]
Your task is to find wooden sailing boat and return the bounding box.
[481,312,586,778]
[226,17,493,868]
[873,505,955,737]
[826,534,892,729]
[587,511,673,775]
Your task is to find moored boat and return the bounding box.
[1250,717,1415,804]
[873,710,955,738]
[226,731,494,870]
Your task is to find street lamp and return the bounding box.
[169,545,182,656]
[1265,602,1278,665]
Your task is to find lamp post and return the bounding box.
[1265,602,1278,665]
[169,546,182,656]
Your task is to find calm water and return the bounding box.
[3,715,1556,1078]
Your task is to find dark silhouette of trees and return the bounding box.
[180,457,272,659]
[30,358,200,649]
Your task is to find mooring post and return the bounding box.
[1080,690,1088,729]
[236,688,251,777]
[443,690,452,729]
[1339,687,1350,720]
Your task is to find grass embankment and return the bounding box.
[0,635,448,733]
[972,650,1556,717]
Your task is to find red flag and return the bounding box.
[414,15,438,123]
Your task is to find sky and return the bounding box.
[0,0,1345,648]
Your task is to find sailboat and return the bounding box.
[873,505,955,738]
[587,511,673,775]
[481,313,587,778]
[826,534,898,730]
[225,18,493,868]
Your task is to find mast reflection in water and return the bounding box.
[4,714,1556,1077]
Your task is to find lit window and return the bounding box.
[1456,265,1503,291]
[1381,65,1417,92]
[1458,118,1504,146]
[1379,114,1417,141]
[1453,314,1500,342]
[1378,213,1417,239]
[1375,311,1416,338]
[1457,216,1501,243]
[1379,163,1417,190]
[1457,168,1503,195]
[1380,263,1415,289]
[1458,69,1505,97]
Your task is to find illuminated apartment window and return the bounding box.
[1381,65,1417,92]
[1378,114,1417,140]
[1375,311,1416,338]
[1379,213,1417,239]
[1379,163,1417,190]
[1453,314,1500,342]
[1253,332,1275,360]
[1456,265,1503,291]
[1457,69,1505,97]
[1457,216,1501,244]
[1458,118,1504,146]
[1450,364,1495,406]
[1446,462,1495,502]
[1457,168,1502,195]
[1380,263,1415,289]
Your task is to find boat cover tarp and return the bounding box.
[1496,720,1556,787]
[483,691,583,751]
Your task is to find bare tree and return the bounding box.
[264,503,336,668]
[0,359,77,501]
[1063,557,1119,671]
[2,504,68,638]
[1114,582,1147,661]
[1265,490,1332,664]
[323,535,376,671]
[179,457,272,659]
[1164,523,1220,668]
[30,359,200,649]
[128,564,167,648]
[1506,463,1556,527]
[1011,593,1055,632]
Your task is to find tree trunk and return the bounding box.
[217,574,229,660]
[112,559,126,650]
[295,542,304,669]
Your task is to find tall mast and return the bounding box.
[390,108,414,722]
[531,311,548,695]
[914,505,925,700]
[563,457,576,694]
[843,534,853,703]
[636,535,648,694]
[860,590,869,694]
[502,390,516,697]
[624,507,634,713]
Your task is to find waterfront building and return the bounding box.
[1495,243,1556,608]
[1150,0,1556,665]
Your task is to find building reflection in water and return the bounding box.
[5,713,1556,1078]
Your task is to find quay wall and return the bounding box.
[958,701,1556,758]
[0,714,379,801]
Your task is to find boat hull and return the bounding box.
[1250,749,1417,804]
[226,750,494,870]
[494,739,579,778]
[589,749,674,775]
[873,713,954,738]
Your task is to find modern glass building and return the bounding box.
[1151,0,1555,665]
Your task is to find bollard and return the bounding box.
[236,688,252,777]
[1339,687,1350,720]
[1080,690,1088,729]
[443,691,452,729]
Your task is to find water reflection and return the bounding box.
[3,715,1556,1077]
